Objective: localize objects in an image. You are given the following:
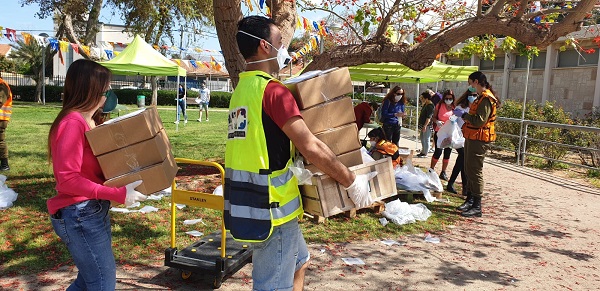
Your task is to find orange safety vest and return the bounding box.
[463,89,497,142]
[0,78,13,121]
[375,140,404,168]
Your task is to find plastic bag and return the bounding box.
[360,147,376,163]
[436,116,464,149]
[393,160,440,202]
[381,199,432,225]
[0,175,18,210]
[289,156,313,185]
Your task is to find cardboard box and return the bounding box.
[305,149,363,174]
[285,67,353,109]
[104,152,178,195]
[97,129,172,179]
[300,158,397,218]
[305,123,361,164]
[300,97,356,134]
[85,107,163,156]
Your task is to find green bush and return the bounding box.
[497,100,572,168]
[570,109,600,168]
[9,85,63,102]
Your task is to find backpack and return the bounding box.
[375,105,384,124]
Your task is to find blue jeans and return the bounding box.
[420,126,432,155]
[251,218,309,291]
[50,200,116,291]
[176,98,187,121]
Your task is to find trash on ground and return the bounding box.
[379,217,389,226]
[341,258,365,265]
[110,207,130,213]
[146,193,164,200]
[213,185,223,196]
[380,239,403,246]
[183,218,206,225]
[394,160,442,202]
[175,203,186,209]
[435,197,450,203]
[381,199,432,225]
[0,175,18,210]
[138,205,159,213]
[424,233,441,244]
[126,202,140,208]
[185,230,204,237]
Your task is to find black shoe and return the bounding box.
[0,165,9,171]
[0,158,9,171]
[461,196,481,217]
[446,184,457,194]
[439,171,448,181]
[416,153,427,158]
[457,193,473,211]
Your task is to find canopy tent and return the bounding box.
[349,61,478,83]
[100,35,186,76]
[100,35,187,125]
[349,61,479,150]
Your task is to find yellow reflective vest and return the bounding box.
[224,71,303,242]
[0,78,13,121]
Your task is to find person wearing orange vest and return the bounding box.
[0,77,13,171]
[367,127,405,168]
[453,71,499,218]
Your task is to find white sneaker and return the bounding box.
[197,118,202,122]
[184,120,188,124]
[174,120,179,124]
[205,118,209,122]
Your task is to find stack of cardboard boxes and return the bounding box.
[285,68,398,219]
[85,107,178,195]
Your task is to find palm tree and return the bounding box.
[9,39,48,103]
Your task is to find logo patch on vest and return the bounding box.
[228,106,248,139]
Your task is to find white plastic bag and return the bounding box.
[289,156,313,185]
[381,199,432,225]
[393,160,438,202]
[360,147,376,163]
[0,175,18,210]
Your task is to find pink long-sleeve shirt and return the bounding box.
[47,111,126,215]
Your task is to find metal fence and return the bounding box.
[494,117,600,171]
[0,72,232,92]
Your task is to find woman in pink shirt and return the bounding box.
[430,90,456,180]
[47,59,147,290]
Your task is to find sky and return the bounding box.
[0,2,327,53]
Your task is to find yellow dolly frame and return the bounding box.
[164,158,252,289]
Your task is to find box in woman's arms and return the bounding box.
[104,151,178,195]
[96,129,172,179]
[300,158,397,218]
[85,106,163,156]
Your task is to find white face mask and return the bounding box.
[394,96,402,102]
[369,141,377,148]
[238,30,291,70]
[444,99,453,105]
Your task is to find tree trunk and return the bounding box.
[213,0,244,88]
[35,70,43,103]
[267,1,297,48]
[83,0,103,45]
[151,76,158,106]
[61,14,91,59]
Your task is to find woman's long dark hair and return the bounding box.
[468,71,501,107]
[383,85,407,105]
[47,59,112,161]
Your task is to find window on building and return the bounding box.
[479,57,505,70]
[558,49,599,67]
[449,59,470,66]
[515,52,546,69]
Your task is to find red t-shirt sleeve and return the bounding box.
[262,81,302,129]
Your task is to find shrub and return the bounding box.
[9,85,63,102]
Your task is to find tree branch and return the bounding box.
[373,0,403,38]
[296,2,364,43]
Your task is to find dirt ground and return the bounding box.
[4,155,600,290]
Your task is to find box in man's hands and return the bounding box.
[300,97,356,134]
[284,67,353,109]
[85,106,163,156]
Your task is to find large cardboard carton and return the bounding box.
[285,67,353,109]
[305,123,361,164]
[97,129,172,179]
[85,107,163,156]
[305,149,363,174]
[104,152,178,195]
[300,97,356,134]
[301,158,397,218]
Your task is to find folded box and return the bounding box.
[85,106,163,156]
[97,129,172,179]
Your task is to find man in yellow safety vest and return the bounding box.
[0,77,12,171]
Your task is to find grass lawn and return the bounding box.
[0,102,463,277]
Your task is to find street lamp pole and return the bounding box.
[39,33,49,105]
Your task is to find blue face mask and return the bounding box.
[467,95,477,104]
[467,86,476,93]
[102,90,118,113]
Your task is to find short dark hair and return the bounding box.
[421,91,432,100]
[237,16,275,59]
[369,101,379,111]
[367,127,386,140]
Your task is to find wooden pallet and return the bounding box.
[304,201,386,224]
[396,189,443,203]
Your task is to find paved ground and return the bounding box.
[5,128,600,290]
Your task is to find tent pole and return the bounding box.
[517,58,530,166]
[415,79,420,151]
[176,77,180,124]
